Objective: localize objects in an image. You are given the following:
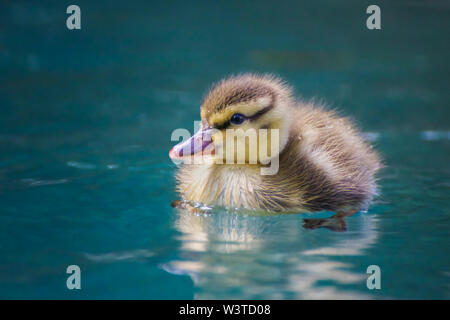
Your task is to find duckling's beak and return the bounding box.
[169,127,215,160]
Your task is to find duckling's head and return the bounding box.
[170,74,294,165]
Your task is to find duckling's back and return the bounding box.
[272,103,382,213]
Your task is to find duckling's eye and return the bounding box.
[230,113,246,125]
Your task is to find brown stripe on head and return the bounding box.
[201,74,284,125]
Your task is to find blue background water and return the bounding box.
[0,0,449,299]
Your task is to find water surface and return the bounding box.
[0,1,449,299]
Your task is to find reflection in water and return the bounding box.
[84,249,155,263]
[163,209,378,299]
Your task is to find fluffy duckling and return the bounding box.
[169,74,381,227]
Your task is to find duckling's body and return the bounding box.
[171,74,381,214]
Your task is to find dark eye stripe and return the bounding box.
[214,105,273,130]
[247,105,273,121]
[215,120,231,130]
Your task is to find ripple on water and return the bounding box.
[362,132,380,142]
[83,249,154,263]
[67,161,96,169]
[21,178,69,187]
[67,161,119,170]
[420,131,450,141]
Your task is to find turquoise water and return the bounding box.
[0,1,449,299]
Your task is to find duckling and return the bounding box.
[169,74,381,230]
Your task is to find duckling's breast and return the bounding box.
[176,164,263,209]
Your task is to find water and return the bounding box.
[0,1,449,299]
